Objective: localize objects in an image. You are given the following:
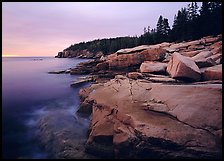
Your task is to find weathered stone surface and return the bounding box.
[69,34,223,159]
[211,47,222,55]
[202,36,220,44]
[187,45,205,50]
[208,54,222,62]
[147,77,181,83]
[116,45,151,54]
[191,50,213,61]
[70,60,101,75]
[106,47,166,69]
[77,99,94,115]
[107,52,142,69]
[116,43,170,55]
[192,80,222,85]
[195,57,217,68]
[167,52,201,81]
[202,64,222,81]
[210,41,222,49]
[184,39,202,46]
[140,61,167,73]
[194,53,222,68]
[127,72,143,80]
[140,47,166,61]
[70,76,94,87]
[169,42,190,50]
[96,61,109,70]
[165,48,177,53]
[180,50,205,57]
[82,76,222,159]
[153,42,171,48]
[78,83,104,102]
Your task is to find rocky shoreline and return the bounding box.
[57,35,222,159]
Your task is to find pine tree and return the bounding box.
[188,2,199,21]
[143,27,147,34]
[198,2,222,37]
[163,18,171,41]
[171,8,189,41]
[186,2,200,40]
[156,15,164,42]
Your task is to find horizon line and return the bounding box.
[2,55,55,57]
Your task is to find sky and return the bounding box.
[2,2,202,57]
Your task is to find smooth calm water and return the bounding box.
[2,57,91,159]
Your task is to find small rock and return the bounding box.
[70,77,93,87]
[127,72,143,80]
[48,70,66,74]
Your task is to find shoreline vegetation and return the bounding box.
[48,2,222,159]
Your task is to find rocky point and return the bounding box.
[68,34,222,159]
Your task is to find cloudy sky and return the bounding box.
[2,2,201,57]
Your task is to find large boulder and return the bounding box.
[202,64,222,81]
[167,52,201,81]
[140,47,166,61]
[107,47,166,69]
[107,52,143,69]
[140,61,167,73]
[81,76,222,159]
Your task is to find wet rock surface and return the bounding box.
[37,110,98,159]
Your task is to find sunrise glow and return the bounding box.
[2,2,196,57]
[2,54,20,57]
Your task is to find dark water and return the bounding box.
[2,57,91,159]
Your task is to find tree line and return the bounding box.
[64,2,222,55]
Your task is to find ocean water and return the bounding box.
[2,57,91,159]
